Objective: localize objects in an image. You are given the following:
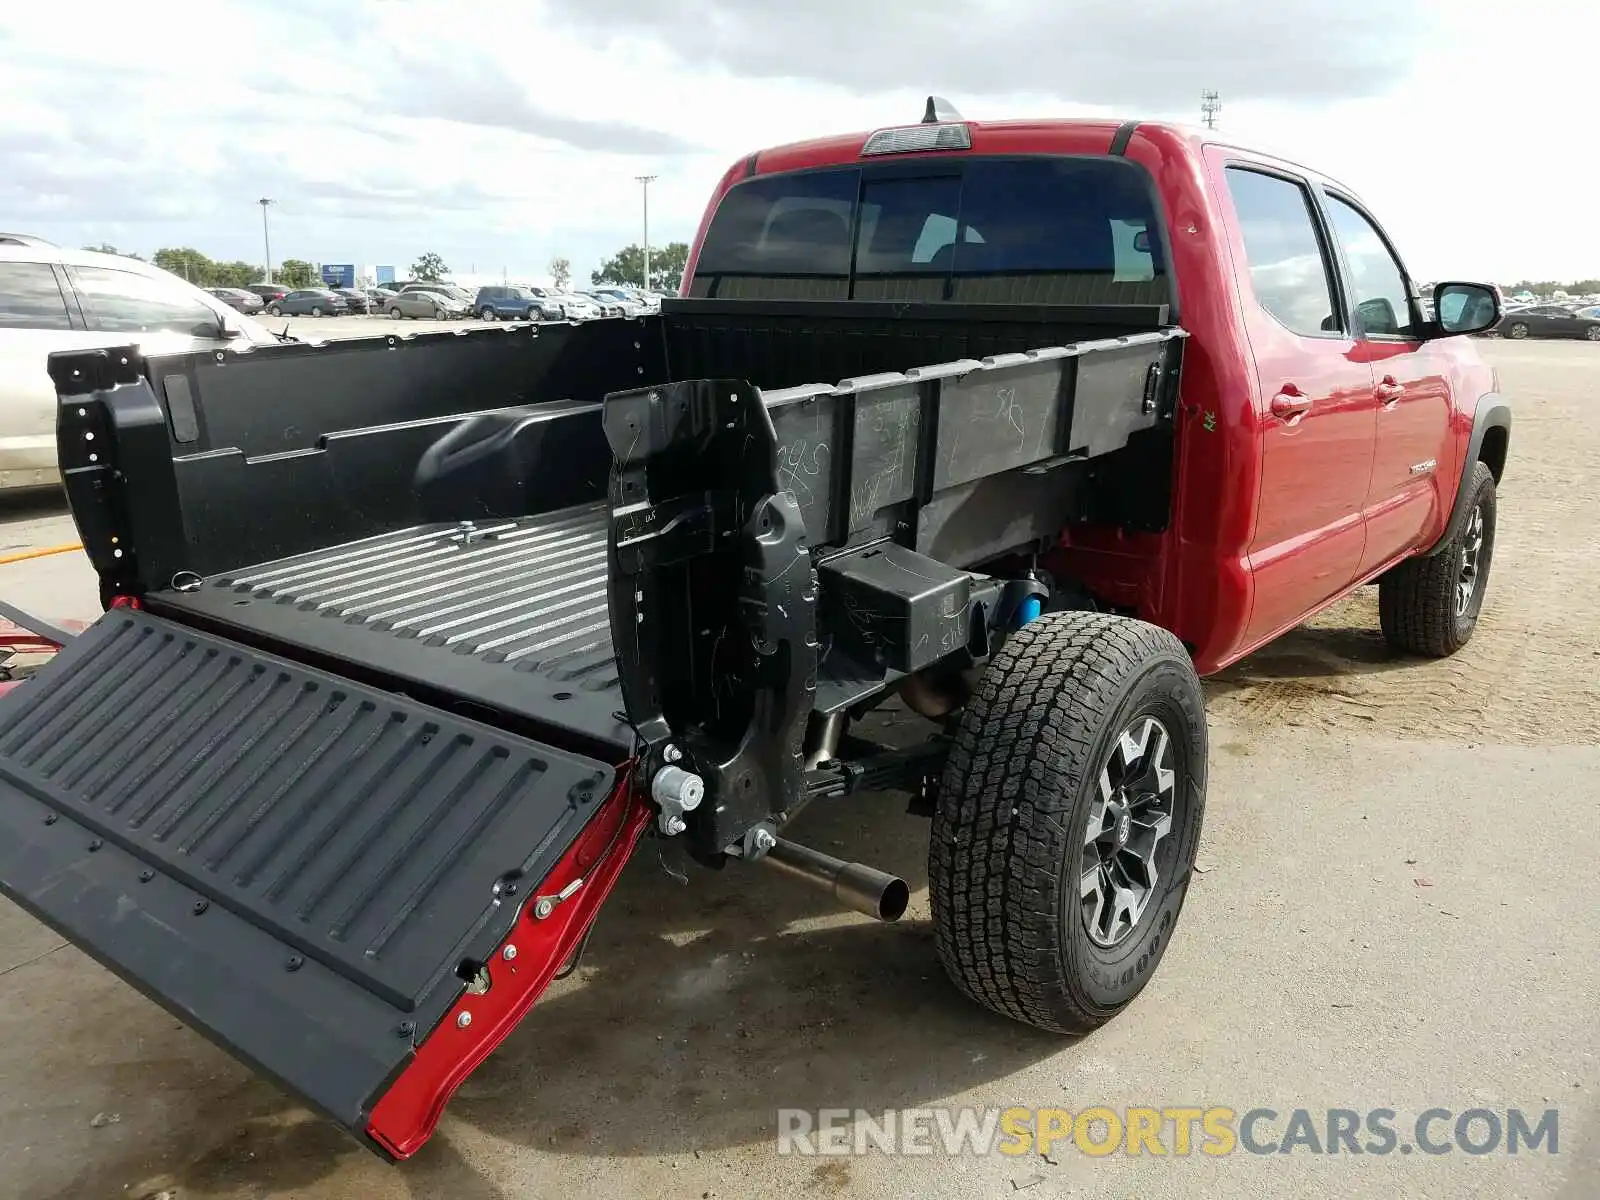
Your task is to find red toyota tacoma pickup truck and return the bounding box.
[0,101,1508,1159]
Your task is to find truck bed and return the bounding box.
[15,296,1187,1155]
[153,503,629,755]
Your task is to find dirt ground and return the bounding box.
[0,339,1595,1199]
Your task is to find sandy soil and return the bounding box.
[0,339,1595,1200]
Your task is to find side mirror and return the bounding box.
[1431,281,1501,337]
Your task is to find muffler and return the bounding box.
[760,838,910,922]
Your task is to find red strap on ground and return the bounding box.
[365,769,651,1159]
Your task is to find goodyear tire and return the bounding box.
[930,611,1207,1034]
[1379,460,1497,657]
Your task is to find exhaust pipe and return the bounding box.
[761,838,910,922]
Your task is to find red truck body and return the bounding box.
[685,118,1503,673]
[0,110,1509,1162]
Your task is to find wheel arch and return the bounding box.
[1425,392,1509,556]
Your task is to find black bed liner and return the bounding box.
[153,502,630,757]
[0,609,617,1133]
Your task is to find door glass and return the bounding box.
[0,263,73,329]
[1223,167,1340,337]
[74,267,220,335]
[1324,194,1416,339]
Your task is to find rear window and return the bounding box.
[691,156,1168,306]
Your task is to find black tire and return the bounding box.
[930,611,1207,1035]
[1379,460,1497,657]
[1585,325,1600,342]
[267,304,282,317]
[389,306,403,319]
[310,305,323,317]
[526,307,540,322]
[1506,322,1529,339]
[480,306,497,321]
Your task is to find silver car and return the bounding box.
[0,237,281,491]
[385,290,468,319]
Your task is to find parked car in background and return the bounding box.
[581,291,626,318]
[552,292,600,320]
[591,287,648,316]
[266,289,349,317]
[399,282,475,307]
[245,283,292,303]
[386,290,468,319]
[367,287,398,307]
[1,239,280,490]
[331,288,372,314]
[473,286,552,321]
[1577,305,1600,320]
[521,287,566,319]
[1496,303,1600,340]
[206,287,266,315]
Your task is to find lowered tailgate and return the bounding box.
[0,607,634,1155]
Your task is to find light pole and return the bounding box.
[258,197,275,283]
[635,175,657,290]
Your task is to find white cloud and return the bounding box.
[0,0,1593,283]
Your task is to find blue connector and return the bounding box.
[1018,595,1043,626]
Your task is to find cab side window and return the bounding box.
[1224,167,1340,338]
[0,262,74,329]
[1323,194,1416,339]
[73,266,219,335]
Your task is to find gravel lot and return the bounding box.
[0,340,1595,1199]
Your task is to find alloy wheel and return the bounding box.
[1079,716,1177,948]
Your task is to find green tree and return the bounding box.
[591,241,689,292]
[548,255,572,291]
[412,251,448,282]
[214,260,262,288]
[153,247,216,283]
[278,258,315,288]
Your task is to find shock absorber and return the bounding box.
[1013,571,1051,627]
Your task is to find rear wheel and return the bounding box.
[1506,322,1529,339]
[480,306,497,320]
[930,611,1207,1034]
[1379,460,1497,656]
[310,305,324,317]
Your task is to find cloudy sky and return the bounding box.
[1,0,1591,285]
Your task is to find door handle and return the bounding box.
[1375,376,1405,405]
[1270,388,1313,421]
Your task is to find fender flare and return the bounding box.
[1424,392,1510,556]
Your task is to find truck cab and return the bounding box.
[679,116,1507,671]
[0,105,1507,1160]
